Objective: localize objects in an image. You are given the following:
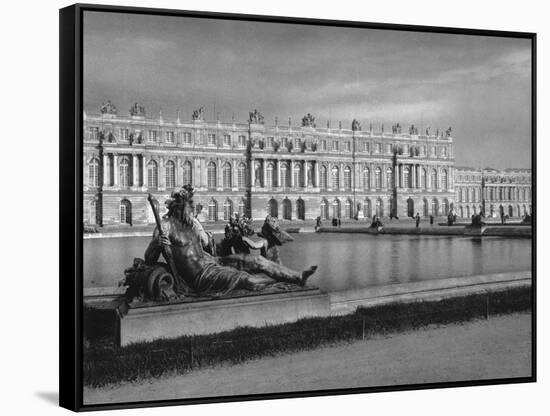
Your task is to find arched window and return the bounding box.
[237,163,247,189]
[332,198,341,219]
[222,162,232,189]
[508,205,514,217]
[165,160,175,189]
[294,163,303,188]
[420,168,427,189]
[431,169,438,189]
[403,166,410,188]
[344,166,352,190]
[320,198,329,220]
[266,163,274,189]
[207,161,217,189]
[268,198,278,218]
[120,199,132,225]
[118,157,130,188]
[459,206,464,218]
[345,198,353,219]
[441,169,448,190]
[238,198,245,216]
[283,198,292,220]
[465,206,470,218]
[375,167,382,189]
[319,165,328,189]
[88,158,99,187]
[423,198,429,217]
[364,199,372,218]
[442,199,449,216]
[297,198,305,220]
[208,199,218,221]
[280,163,290,188]
[363,168,370,190]
[376,198,383,217]
[89,200,97,225]
[331,166,340,190]
[432,198,439,216]
[147,160,158,189]
[182,161,192,186]
[223,199,233,221]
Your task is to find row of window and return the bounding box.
[89,157,451,192]
[455,204,531,218]
[88,127,450,157]
[88,158,247,189]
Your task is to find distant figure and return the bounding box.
[314,216,322,232]
[447,212,455,226]
[337,217,342,227]
[332,217,337,227]
[500,211,505,225]
[429,215,434,226]
[415,213,421,228]
[370,215,383,229]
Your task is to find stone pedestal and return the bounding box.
[118,288,330,346]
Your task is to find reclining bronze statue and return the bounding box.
[122,186,317,302]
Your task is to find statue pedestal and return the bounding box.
[118,288,330,346]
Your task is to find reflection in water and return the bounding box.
[84,233,531,293]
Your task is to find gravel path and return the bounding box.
[84,313,532,405]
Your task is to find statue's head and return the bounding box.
[259,215,293,245]
[165,185,195,225]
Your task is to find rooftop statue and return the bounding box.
[122,186,317,301]
[352,119,361,131]
[192,106,205,121]
[301,113,316,128]
[129,102,146,117]
[446,127,452,137]
[100,100,117,115]
[248,109,265,124]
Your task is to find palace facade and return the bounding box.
[82,102,531,227]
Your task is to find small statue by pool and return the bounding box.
[121,186,317,302]
[464,212,487,236]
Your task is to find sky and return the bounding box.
[83,11,532,169]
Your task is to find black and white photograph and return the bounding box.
[60,3,534,410]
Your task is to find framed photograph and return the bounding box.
[60,3,536,411]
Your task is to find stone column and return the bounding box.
[217,158,223,189]
[314,161,319,188]
[263,159,268,188]
[133,154,139,187]
[340,162,345,190]
[113,154,119,186]
[103,154,109,186]
[201,158,207,188]
[290,161,295,188]
[250,158,255,188]
[233,160,238,190]
[159,157,165,189]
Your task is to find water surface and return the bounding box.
[83,233,531,292]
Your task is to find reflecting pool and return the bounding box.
[83,233,531,292]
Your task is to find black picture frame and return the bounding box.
[60,3,536,411]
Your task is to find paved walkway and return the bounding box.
[84,312,532,405]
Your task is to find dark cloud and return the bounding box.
[83,11,532,169]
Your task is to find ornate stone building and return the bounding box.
[82,102,530,227]
[454,166,532,220]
